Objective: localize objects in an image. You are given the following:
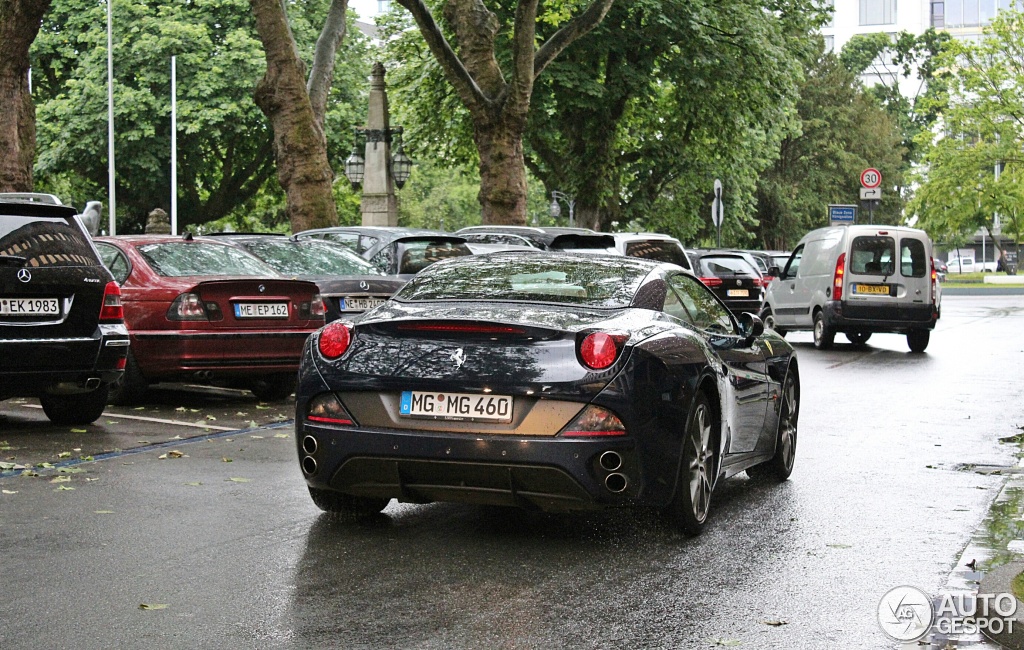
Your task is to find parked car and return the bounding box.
[294,227,472,279]
[94,234,325,403]
[208,234,406,321]
[945,256,976,273]
[611,232,693,271]
[0,195,129,424]
[762,225,938,351]
[690,251,765,316]
[295,252,798,535]
[454,225,614,253]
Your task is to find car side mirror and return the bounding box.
[768,265,782,280]
[737,312,764,347]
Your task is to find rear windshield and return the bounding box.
[900,238,927,278]
[390,240,472,275]
[0,215,99,267]
[242,240,383,276]
[625,240,690,268]
[138,242,279,277]
[850,236,895,276]
[395,256,653,308]
[698,256,757,277]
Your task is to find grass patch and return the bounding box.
[1012,570,1024,602]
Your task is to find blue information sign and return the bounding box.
[828,204,856,224]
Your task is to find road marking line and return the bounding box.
[19,404,236,431]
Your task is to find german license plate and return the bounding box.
[853,284,890,295]
[726,289,749,297]
[341,297,386,311]
[234,302,289,318]
[0,297,59,316]
[400,391,513,422]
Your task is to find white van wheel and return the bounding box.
[813,311,834,349]
[907,330,930,353]
[761,308,786,337]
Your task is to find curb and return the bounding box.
[943,287,1024,295]
[977,562,1024,649]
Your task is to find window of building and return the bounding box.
[860,0,896,25]
[931,1,944,27]
[824,35,835,52]
[377,0,391,12]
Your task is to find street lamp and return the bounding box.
[344,126,414,191]
[550,190,575,227]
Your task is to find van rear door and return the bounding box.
[843,231,900,320]
[895,232,935,325]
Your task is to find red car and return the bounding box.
[94,235,324,403]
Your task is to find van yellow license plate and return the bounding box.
[853,284,890,295]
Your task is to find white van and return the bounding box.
[761,225,939,352]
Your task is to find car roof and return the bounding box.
[611,232,681,242]
[0,200,77,218]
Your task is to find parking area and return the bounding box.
[0,384,295,470]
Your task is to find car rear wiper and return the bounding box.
[0,255,27,266]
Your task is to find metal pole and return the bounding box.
[106,0,116,235]
[568,199,575,228]
[170,55,177,236]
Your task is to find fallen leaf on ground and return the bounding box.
[761,620,788,626]
[170,435,182,440]
[58,451,72,458]
[273,433,290,439]
[58,467,85,474]
[2,489,18,494]
[70,429,88,433]
[81,455,94,461]
[222,458,233,463]
[85,478,99,482]
[55,485,75,491]
[95,510,114,514]
[206,415,217,421]
[133,407,146,411]
[184,482,202,486]
[175,406,186,412]
[235,412,248,416]
[73,448,82,452]
[50,475,71,483]
[708,639,742,647]
[106,421,119,425]
[272,414,288,422]
[36,462,53,468]
[227,477,251,483]
[189,408,199,413]
[256,405,270,410]
[250,435,264,439]
[0,462,25,470]
[248,421,258,428]
[138,603,169,610]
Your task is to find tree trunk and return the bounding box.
[0,0,52,192]
[250,0,337,234]
[474,119,528,225]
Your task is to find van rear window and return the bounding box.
[850,236,895,276]
[900,239,927,278]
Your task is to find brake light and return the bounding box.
[306,393,355,426]
[578,331,628,370]
[833,252,846,301]
[931,259,937,305]
[310,292,326,318]
[699,276,723,287]
[115,356,127,370]
[560,405,626,437]
[98,281,123,322]
[167,292,208,321]
[753,276,773,288]
[397,322,526,335]
[318,321,353,359]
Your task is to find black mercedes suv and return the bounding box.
[0,195,129,424]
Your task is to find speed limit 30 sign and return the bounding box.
[861,168,882,188]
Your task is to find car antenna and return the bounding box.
[182,231,194,241]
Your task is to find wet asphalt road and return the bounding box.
[1,295,1023,649]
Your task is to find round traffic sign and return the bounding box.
[861,168,882,189]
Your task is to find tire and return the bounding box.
[907,330,930,353]
[761,307,786,337]
[40,385,110,426]
[666,391,716,536]
[812,310,834,350]
[748,369,799,482]
[250,374,296,402]
[308,487,389,519]
[108,350,148,406]
[845,332,871,346]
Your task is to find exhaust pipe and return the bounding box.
[302,435,318,455]
[84,377,101,390]
[599,451,622,472]
[605,473,628,494]
[302,456,318,476]
[193,370,214,381]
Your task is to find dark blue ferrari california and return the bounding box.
[295,252,799,535]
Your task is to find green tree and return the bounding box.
[391,0,615,225]
[755,51,905,249]
[909,10,1024,263]
[0,0,52,192]
[31,0,369,232]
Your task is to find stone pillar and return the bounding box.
[360,62,397,226]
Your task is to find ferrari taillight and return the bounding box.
[306,393,355,426]
[167,292,208,321]
[578,331,628,370]
[318,321,353,359]
[560,405,626,437]
[833,252,846,301]
[98,281,123,322]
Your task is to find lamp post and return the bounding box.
[549,190,575,227]
[343,62,413,226]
